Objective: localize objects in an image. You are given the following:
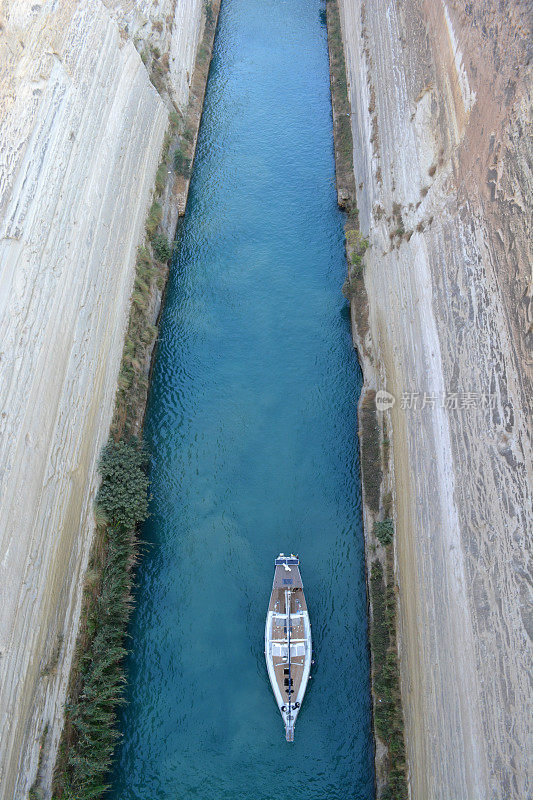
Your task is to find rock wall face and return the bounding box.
[102,0,205,110]
[339,0,532,798]
[0,1,204,797]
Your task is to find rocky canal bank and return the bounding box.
[329,0,532,798]
[0,2,219,797]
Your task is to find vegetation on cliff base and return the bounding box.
[326,0,371,351]
[146,200,163,240]
[370,557,408,799]
[97,439,149,529]
[151,232,172,262]
[374,517,394,546]
[53,440,149,800]
[53,185,163,797]
[325,0,356,210]
[173,145,192,177]
[53,188,166,796]
[342,227,369,300]
[359,390,382,513]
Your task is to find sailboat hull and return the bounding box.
[265,555,312,741]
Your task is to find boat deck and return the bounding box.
[269,587,308,704]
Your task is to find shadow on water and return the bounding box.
[110,0,374,798]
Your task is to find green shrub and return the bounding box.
[342,277,355,301]
[60,525,137,799]
[151,233,172,262]
[150,61,165,95]
[136,245,153,276]
[155,162,167,195]
[173,147,191,177]
[344,230,368,286]
[56,437,150,799]
[169,110,181,131]
[203,0,214,26]
[370,561,389,672]
[374,518,394,546]
[346,228,369,255]
[382,434,390,468]
[337,114,352,159]
[350,253,365,278]
[146,201,162,240]
[182,125,195,143]
[360,390,382,512]
[96,439,149,531]
[162,131,172,163]
[370,555,408,799]
[349,205,359,224]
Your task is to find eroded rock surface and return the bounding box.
[339,0,532,797]
[0,1,204,796]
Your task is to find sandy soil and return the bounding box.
[339,1,532,797]
[0,1,204,796]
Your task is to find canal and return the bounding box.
[110,0,373,797]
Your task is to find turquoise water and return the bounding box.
[110,0,373,797]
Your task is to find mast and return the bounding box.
[285,587,292,740]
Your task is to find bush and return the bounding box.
[155,163,167,195]
[60,525,137,799]
[350,252,364,276]
[96,439,149,531]
[342,277,355,301]
[169,110,181,131]
[136,245,153,275]
[151,62,166,95]
[146,201,162,240]
[360,390,382,512]
[370,558,408,799]
[204,0,214,26]
[374,518,394,546]
[182,125,195,144]
[343,229,368,295]
[370,561,389,671]
[56,438,150,799]
[173,147,191,177]
[151,233,172,262]
[346,228,369,255]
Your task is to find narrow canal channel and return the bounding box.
[110,0,373,797]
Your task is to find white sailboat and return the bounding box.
[264,554,312,741]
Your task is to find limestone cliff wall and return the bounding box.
[102,0,204,110]
[0,1,204,797]
[339,0,532,798]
